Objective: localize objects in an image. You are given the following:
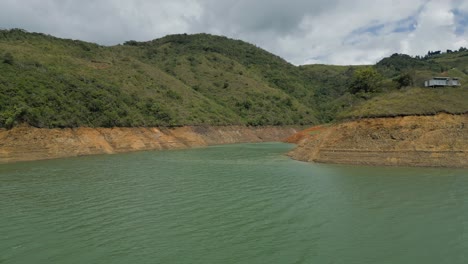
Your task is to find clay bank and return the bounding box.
[0,126,297,163]
[287,113,468,168]
[2,114,467,168]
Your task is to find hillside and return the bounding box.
[0,29,318,129]
[300,50,468,121]
[298,64,366,122]
[338,87,468,119]
[289,50,468,168]
[1,29,467,130]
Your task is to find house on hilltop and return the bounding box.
[424,77,461,87]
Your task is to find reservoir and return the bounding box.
[1,143,467,263]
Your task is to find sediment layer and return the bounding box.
[0,126,297,163]
[287,114,468,168]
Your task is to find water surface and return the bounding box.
[1,143,467,263]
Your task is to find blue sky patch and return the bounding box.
[343,22,385,46]
[393,16,417,33]
[351,22,385,36]
[453,8,468,35]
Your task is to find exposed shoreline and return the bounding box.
[0,126,297,163]
[287,113,468,168]
[2,114,467,168]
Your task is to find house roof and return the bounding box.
[432,77,459,80]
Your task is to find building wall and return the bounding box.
[428,79,448,86]
[425,78,461,87]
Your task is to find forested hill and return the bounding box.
[1,29,467,129]
[0,29,318,128]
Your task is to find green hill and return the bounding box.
[0,29,467,129]
[335,51,468,119]
[0,29,318,128]
[299,50,468,121]
[338,87,468,119]
[298,64,368,122]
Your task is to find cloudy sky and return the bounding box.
[1,0,468,65]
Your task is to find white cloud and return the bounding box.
[394,1,468,56]
[268,0,427,64]
[0,0,202,44]
[289,0,468,65]
[0,0,467,65]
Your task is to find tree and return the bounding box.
[123,40,139,46]
[349,67,382,94]
[395,73,413,88]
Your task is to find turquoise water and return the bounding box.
[1,143,467,263]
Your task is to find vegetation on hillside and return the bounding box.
[0,29,467,128]
[298,64,362,122]
[335,49,468,119]
[0,29,317,128]
[338,87,468,119]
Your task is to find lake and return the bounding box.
[1,143,467,263]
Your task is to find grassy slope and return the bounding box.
[319,52,468,120]
[338,87,468,119]
[299,64,367,122]
[0,30,318,128]
[130,34,320,125]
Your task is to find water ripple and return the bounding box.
[1,143,468,264]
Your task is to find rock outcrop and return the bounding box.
[287,114,468,168]
[0,126,297,163]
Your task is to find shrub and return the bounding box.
[349,67,382,94]
[3,52,14,65]
[395,73,413,88]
